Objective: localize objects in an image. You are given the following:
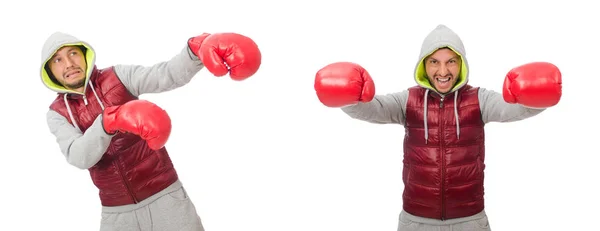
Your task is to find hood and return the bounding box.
[413,24,469,144]
[40,32,96,95]
[414,24,469,95]
[41,32,105,132]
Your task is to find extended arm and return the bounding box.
[46,110,114,169]
[114,45,204,97]
[314,62,408,125]
[479,88,545,123]
[115,32,262,97]
[341,91,409,125]
[480,61,562,124]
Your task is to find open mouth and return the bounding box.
[65,70,82,79]
[436,77,451,83]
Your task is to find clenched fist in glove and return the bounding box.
[314,62,376,107]
[188,32,262,81]
[102,100,172,150]
[503,62,562,108]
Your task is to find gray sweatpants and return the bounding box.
[397,210,491,231]
[99,180,204,231]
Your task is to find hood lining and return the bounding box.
[41,42,95,95]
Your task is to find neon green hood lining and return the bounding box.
[413,24,470,95]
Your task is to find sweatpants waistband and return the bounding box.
[101,180,183,213]
[401,209,487,225]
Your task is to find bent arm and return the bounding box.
[479,87,545,123]
[341,90,409,125]
[47,110,115,169]
[114,45,205,97]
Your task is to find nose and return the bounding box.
[65,57,78,69]
[64,58,73,67]
[438,64,449,76]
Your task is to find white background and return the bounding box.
[1,0,598,230]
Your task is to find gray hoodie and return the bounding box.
[41,32,204,169]
[341,24,545,139]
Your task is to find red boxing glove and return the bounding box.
[188,32,262,81]
[102,100,172,150]
[502,62,562,108]
[314,62,376,107]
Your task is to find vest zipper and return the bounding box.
[439,96,446,220]
[110,144,139,204]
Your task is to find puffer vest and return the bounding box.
[402,84,485,220]
[49,66,179,207]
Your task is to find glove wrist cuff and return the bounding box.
[187,33,211,58]
[101,106,119,135]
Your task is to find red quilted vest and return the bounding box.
[49,66,179,207]
[402,84,485,220]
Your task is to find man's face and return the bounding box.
[424,48,461,94]
[48,46,87,91]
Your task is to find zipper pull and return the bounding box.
[83,95,88,105]
[439,97,444,108]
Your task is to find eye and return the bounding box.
[53,58,61,63]
[429,60,437,64]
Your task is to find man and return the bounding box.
[313,24,562,230]
[41,31,262,231]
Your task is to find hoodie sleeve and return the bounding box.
[340,90,409,125]
[114,46,205,97]
[46,109,114,169]
[478,87,545,123]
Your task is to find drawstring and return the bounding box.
[423,89,460,144]
[423,89,429,144]
[62,82,104,132]
[454,90,460,139]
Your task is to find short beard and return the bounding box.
[65,78,85,90]
[428,74,455,94]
